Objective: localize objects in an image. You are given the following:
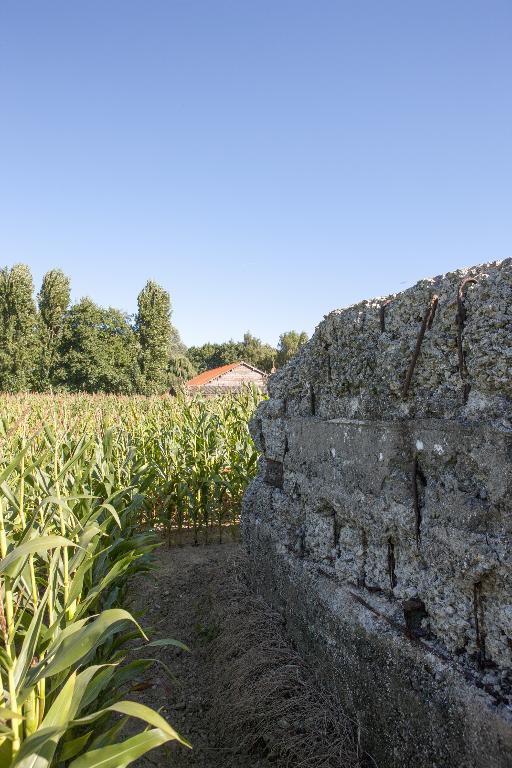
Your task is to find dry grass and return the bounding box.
[204,554,369,767]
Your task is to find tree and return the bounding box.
[56,298,141,393]
[240,332,277,372]
[188,341,242,373]
[36,269,71,390]
[188,333,277,374]
[276,330,309,367]
[135,281,173,394]
[0,264,39,391]
[168,354,197,393]
[168,326,197,388]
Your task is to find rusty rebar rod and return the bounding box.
[456,276,477,403]
[402,294,439,397]
[379,300,391,333]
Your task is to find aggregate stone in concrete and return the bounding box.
[242,258,512,768]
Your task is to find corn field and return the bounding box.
[0,388,261,766]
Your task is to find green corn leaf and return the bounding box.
[68,524,102,571]
[41,614,89,653]
[98,503,121,528]
[0,443,31,486]
[0,480,20,513]
[86,717,128,751]
[0,735,13,767]
[56,438,92,482]
[10,726,67,768]
[60,731,94,762]
[72,700,190,747]
[0,708,23,721]
[14,588,49,692]
[72,555,139,618]
[88,659,151,703]
[27,610,144,688]
[41,672,76,728]
[0,536,78,579]
[66,558,93,611]
[77,665,119,712]
[133,637,190,652]
[68,728,179,768]
[70,664,116,718]
[133,657,178,683]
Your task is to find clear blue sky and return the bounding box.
[1,1,511,347]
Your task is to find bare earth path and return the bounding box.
[128,541,272,768]
[128,541,363,768]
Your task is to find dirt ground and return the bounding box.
[127,540,364,768]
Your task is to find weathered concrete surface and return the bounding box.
[242,259,512,767]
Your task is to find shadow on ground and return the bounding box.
[128,542,369,768]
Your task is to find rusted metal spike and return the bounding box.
[402,295,439,397]
[379,300,391,333]
[456,276,477,403]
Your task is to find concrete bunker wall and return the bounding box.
[242,259,512,767]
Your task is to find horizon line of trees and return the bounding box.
[188,329,309,375]
[0,264,308,395]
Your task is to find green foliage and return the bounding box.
[36,269,71,390]
[0,391,261,765]
[276,330,309,367]
[0,399,210,765]
[168,354,197,390]
[0,263,301,394]
[241,332,276,372]
[189,332,277,374]
[56,299,142,393]
[0,266,200,395]
[188,341,241,373]
[169,327,197,389]
[135,281,173,394]
[0,265,39,392]
[136,388,262,543]
[38,269,71,330]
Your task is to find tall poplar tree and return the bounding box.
[36,269,71,390]
[0,264,38,391]
[135,280,173,394]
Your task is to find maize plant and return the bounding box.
[140,389,261,543]
[0,387,261,766]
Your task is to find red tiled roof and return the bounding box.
[187,361,243,387]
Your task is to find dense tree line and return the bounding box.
[188,330,308,374]
[0,264,308,394]
[0,265,189,394]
